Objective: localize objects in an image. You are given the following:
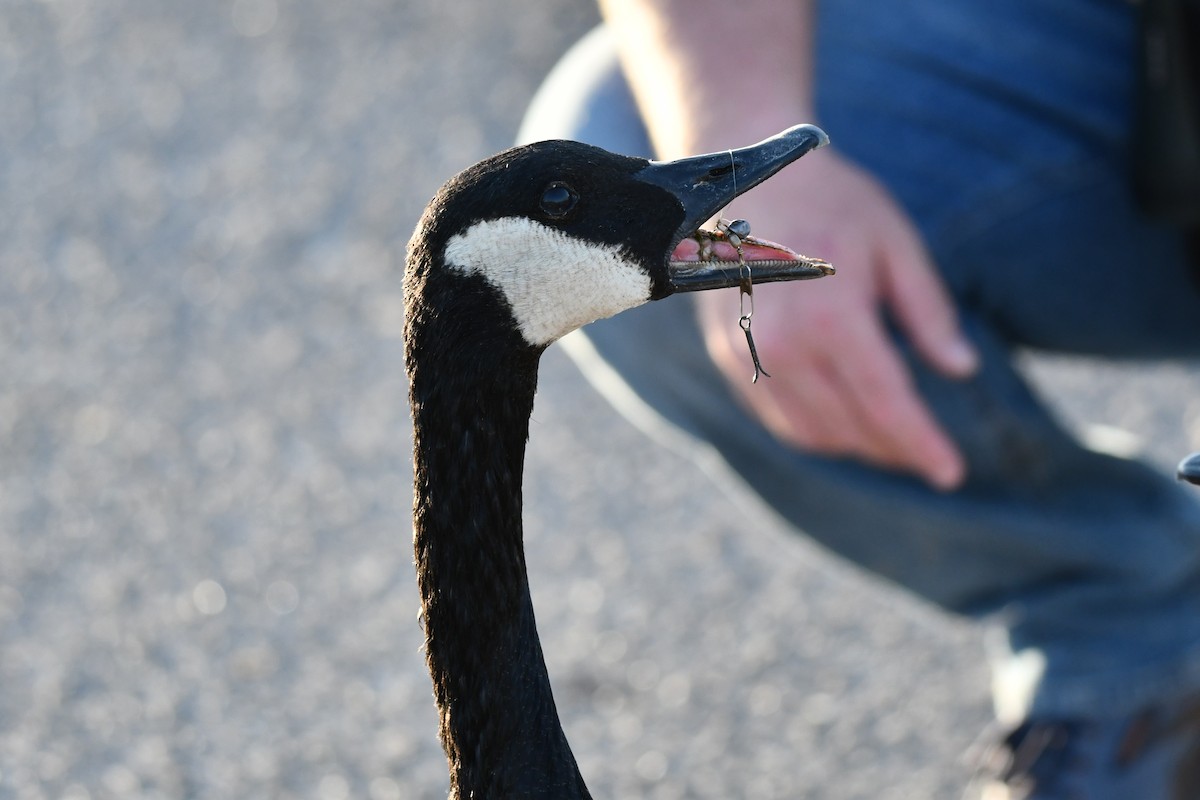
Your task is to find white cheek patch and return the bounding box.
[442,217,654,346]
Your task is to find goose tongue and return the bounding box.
[667,230,834,293]
[669,231,810,264]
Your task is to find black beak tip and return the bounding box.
[782,123,830,151]
[744,124,830,166]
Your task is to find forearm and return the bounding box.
[597,0,816,158]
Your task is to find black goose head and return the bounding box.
[405,125,831,354]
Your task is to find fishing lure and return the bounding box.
[715,217,771,382]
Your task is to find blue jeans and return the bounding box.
[518,0,1200,723]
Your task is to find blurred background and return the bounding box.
[3,1,1200,798]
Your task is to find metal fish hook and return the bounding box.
[717,150,771,383]
[716,217,770,383]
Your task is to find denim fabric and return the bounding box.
[517,0,1200,722]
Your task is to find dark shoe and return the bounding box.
[967,696,1200,799]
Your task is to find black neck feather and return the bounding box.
[406,264,592,799]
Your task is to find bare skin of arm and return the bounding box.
[599,0,979,490]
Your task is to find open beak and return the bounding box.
[633,124,834,293]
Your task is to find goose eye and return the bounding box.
[539,183,578,218]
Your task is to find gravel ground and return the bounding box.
[3,2,1199,799]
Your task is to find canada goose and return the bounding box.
[405,125,831,798]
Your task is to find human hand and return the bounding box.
[695,150,978,490]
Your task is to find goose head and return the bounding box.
[405,124,832,355]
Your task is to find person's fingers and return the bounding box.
[698,286,856,454]
[747,359,870,457]
[828,315,966,489]
[876,212,979,379]
[693,150,974,489]
[702,284,964,489]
